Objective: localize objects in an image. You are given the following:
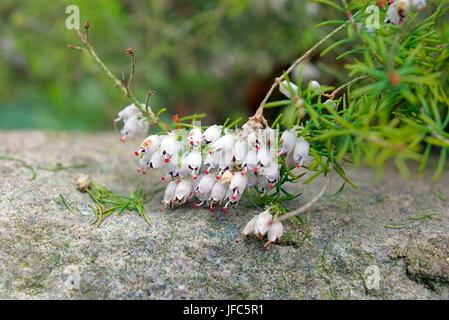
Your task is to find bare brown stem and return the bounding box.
[251,21,350,125]
[325,75,369,100]
[278,173,331,223]
[74,28,159,124]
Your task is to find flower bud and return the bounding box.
[175,180,193,203]
[267,219,284,242]
[254,211,273,236]
[279,81,299,100]
[242,215,258,236]
[279,129,297,155]
[202,125,222,144]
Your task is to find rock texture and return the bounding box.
[0,131,448,299]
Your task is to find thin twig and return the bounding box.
[325,75,369,100]
[278,173,331,223]
[145,90,156,114]
[127,48,135,96]
[252,21,350,123]
[74,28,159,124]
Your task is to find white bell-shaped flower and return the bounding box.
[324,99,337,108]
[202,125,222,144]
[257,147,272,168]
[203,152,219,174]
[174,179,193,204]
[244,149,258,171]
[210,133,234,153]
[309,80,320,90]
[247,131,259,150]
[196,174,216,195]
[148,151,164,169]
[412,0,426,10]
[263,127,276,148]
[186,150,202,178]
[293,137,310,167]
[114,103,140,123]
[136,152,151,174]
[242,215,258,236]
[267,219,284,243]
[232,140,248,164]
[162,180,178,208]
[120,114,148,142]
[279,129,297,155]
[208,180,228,211]
[188,128,202,147]
[254,211,273,236]
[160,134,180,163]
[229,172,248,200]
[279,81,299,99]
[135,134,161,156]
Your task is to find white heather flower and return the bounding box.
[229,172,248,200]
[162,180,178,208]
[137,152,151,174]
[257,147,271,168]
[242,215,258,236]
[232,140,248,164]
[267,219,284,243]
[279,129,297,155]
[210,133,234,153]
[293,62,320,83]
[148,151,164,169]
[168,153,188,179]
[208,180,228,210]
[244,149,258,171]
[196,174,216,195]
[309,80,321,90]
[174,179,193,204]
[120,114,148,142]
[188,128,202,147]
[202,125,222,144]
[203,152,219,174]
[264,127,276,148]
[114,103,140,123]
[160,134,180,163]
[279,81,299,100]
[324,99,337,108]
[386,0,411,25]
[135,135,161,156]
[247,131,259,150]
[217,151,234,177]
[254,211,273,236]
[261,162,280,191]
[385,2,401,24]
[186,150,202,178]
[412,0,426,10]
[293,137,310,167]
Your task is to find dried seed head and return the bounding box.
[75,173,90,192]
[125,48,134,55]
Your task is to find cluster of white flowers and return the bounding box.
[113,83,311,248]
[113,103,149,142]
[130,122,309,212]
[240,211,284,248]
[385,0,427,25]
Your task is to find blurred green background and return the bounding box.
[0,0,340,130]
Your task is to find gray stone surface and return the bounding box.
[0,130,448,300]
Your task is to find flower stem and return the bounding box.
[253,21,350,121]
[278,173,332,223]
[74,29,159,125]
